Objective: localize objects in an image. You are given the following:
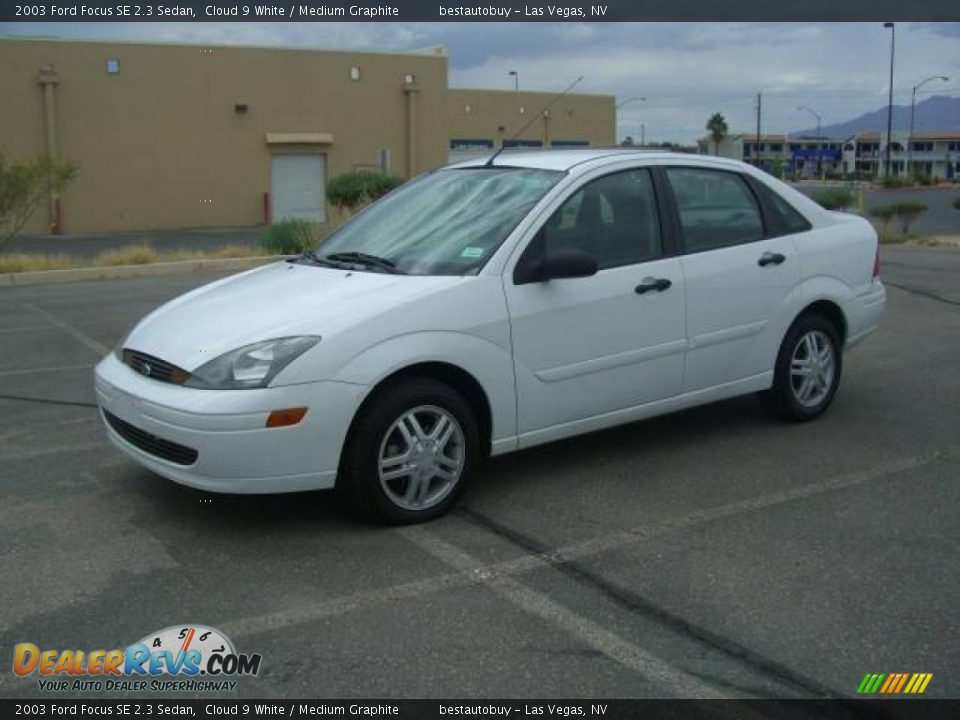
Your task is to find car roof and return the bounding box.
[445,148,751,173]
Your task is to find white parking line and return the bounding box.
[0,363,95,378]
[0,447,952,695]
[400,524,728,698]
[216,446,955,645]
[0,440,109,463]
[20,302,110,356]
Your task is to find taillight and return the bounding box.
[872,246,881,278]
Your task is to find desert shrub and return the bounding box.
[811,188,856,211]
[869,204,897,230]
[259,219,315,255]
[0,154,78,247]
[893,202,927,233]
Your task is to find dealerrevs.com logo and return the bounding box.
[13,625,262,693]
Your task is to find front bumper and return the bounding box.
[95,353,366,493]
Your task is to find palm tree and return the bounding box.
[706,112,729,156]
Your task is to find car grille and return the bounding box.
[103,410,199,466]
[122,349,189,385]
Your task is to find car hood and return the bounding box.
[125,261,463,370]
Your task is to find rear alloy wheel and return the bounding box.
[789,329,836,409]
[341,378,479,523]
[762,314,842,422]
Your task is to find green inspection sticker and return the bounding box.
[460,246,485,258]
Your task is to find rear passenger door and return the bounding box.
[664,166,802,392]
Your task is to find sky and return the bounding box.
[2,21,958,143]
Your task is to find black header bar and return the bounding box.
[2,1,958,23]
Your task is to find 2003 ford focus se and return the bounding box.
[95,150,885,522]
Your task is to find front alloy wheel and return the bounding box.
[341,378,479,523]
[378,406,465,512]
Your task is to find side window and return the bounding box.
[666,168,764,252]
[541,169,662,270]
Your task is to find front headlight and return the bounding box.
[185,336,320,390]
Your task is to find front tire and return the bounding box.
[762,314,842,422]
[340,378,479,524]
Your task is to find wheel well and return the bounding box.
[347,362,494,458]
[799,300,847,344]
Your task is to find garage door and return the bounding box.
[271,154,326,223]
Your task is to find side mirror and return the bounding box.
[513,232,598,285]
[539,249,598,281]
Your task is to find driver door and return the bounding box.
[503,167,687,443]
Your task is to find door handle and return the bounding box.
[758,252,786,267]
[635,277,672,294]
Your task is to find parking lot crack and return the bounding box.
[458,508,845,699]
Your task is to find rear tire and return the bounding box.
[339,378,479,524]
[761,313,842,422]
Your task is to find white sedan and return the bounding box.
[95,150,886,522]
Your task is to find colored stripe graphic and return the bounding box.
[857,672,932,694]
[857,673,885,694]
[879,674,897,693]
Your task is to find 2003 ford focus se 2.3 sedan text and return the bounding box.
[95,149,886,523]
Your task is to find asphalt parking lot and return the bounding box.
[1,245,958,700]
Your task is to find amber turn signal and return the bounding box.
[265,407,308,428]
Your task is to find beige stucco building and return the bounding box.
[0,38,615,235]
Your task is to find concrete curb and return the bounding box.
[0,255,285,288]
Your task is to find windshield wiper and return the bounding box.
[288,249,347,269]
[325,252,406,274]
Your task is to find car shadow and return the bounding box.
[121,393,772,533]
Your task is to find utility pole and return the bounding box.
[883,22,896,178]
[756,93,762,167]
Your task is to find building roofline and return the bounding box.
[0,34,448,61]
[449,86,614,100]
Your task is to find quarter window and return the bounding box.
[666,168,764,252]
[540,169,662,270]
[750,180,812,236]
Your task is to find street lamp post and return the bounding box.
[908,75,949,177]
[798,105,822,177]
[616,96,646,145]
[883,22,896,178]
[508,70,518,93]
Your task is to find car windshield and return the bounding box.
[315,167,564,275]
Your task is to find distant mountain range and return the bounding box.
[794,95,959,138]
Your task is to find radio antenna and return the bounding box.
[484,75,585,167]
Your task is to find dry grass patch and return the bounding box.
[94,243,158,266]
[163,244,260,262]
[0,253,77,273]
[1,243,267,275]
